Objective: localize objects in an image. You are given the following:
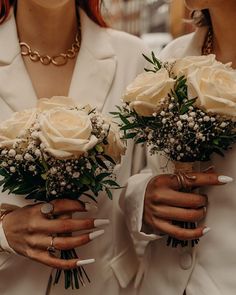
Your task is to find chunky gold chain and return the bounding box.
[20,28,81,66]
[202,27,213,55]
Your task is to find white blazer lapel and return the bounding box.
[183,26,208,57]
[0,13,37,113]
[69,10,117,111]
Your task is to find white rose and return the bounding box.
[0,109,37,148]
[188,65,236,117]
[37,96,77,111]
[172,54,222,77]
[123,69,175,116]
[103,121,126,163]
[38,108,98,159]
[38,96,93,114]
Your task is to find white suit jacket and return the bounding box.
[0,10,148,295]
[125,27,236,295]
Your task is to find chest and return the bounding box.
[22,57,77,98]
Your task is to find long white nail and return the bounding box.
[94,219,110,228]
[76,259,95,267]
[85,203,98,212]
[218,175,233,183]
[89,229,105,240]
[202,227,211,236]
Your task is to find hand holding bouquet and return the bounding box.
[114,53,236,247]
[0,97,125,289]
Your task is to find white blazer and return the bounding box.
[125,27,236,295]
[0,10,147,295]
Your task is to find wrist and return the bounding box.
[0,203,19,253]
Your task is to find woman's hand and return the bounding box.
[144,170,233,240]
[2,199,109,269]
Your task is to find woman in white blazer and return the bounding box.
[125,1,236,294]
[0,1,147,294]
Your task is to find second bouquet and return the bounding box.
[114,53,236,248]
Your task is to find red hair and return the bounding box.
[0,0,107,27]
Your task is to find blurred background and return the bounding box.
[103,0,195,53]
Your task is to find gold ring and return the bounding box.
[173,172,197,190]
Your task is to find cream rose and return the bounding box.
[103,121,126,163]
[0,109,37,148]
[123,69,175,116]
[38,96,77,111]
[38,108,98,159]
[172,54,223,77]
[188,65,236,117]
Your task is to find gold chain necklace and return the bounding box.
[202,27,213,55]
[19,27,81,66]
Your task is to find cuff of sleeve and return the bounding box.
[0,221,17,254]
[125,173,162,241]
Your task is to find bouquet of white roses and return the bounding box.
[0,97,125,289]
[113,53,236,247]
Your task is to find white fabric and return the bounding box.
[0,9,148,295]
[125,26,236,295]
[0,221,17,254]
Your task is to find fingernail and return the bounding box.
[85,203,98,212]
[76,259,95,267]
[94,219,110,228]
[89,229,105,240]
[202,227,211,236]
[218,175,233,183]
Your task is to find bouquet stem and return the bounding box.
[167,161,199,248]
[54,249,90,289]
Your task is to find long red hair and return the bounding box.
[0,0,107,26]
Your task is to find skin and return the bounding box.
[4,199,98,269]
[3,0,105,270]
[16,0,78,98]
[145,0,236,238]
[185,0,236,68]
[144,168,224,240]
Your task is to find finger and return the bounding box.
[152,188,208,208]
[150,204,206,223]
[152,218,207,240]
[43,218,109,234]
[154,172,233,190]
[35,230,105,251]
[50,199,86,215]
[32,251,95,270]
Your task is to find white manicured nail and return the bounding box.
[202,227,211,236]
[89,229,105,240]
[76,259,95,267]
[218,176,233,183]
[94,219,110,228]
[85,203,98,212]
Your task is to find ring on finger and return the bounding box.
[174,172,197,190]
[47,236,56,253]
[40,203,54,219]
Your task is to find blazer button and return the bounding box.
[179,252,193,270]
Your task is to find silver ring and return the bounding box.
[47,236,56,253]
[40,203,54,219]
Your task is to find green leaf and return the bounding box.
[102,154,116,165]
[105,187,113,200]
[95,157,108,170]
[102,179,120,187]
[142,53,155,65]
[80,176,91,185]
[125,132,137,139]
